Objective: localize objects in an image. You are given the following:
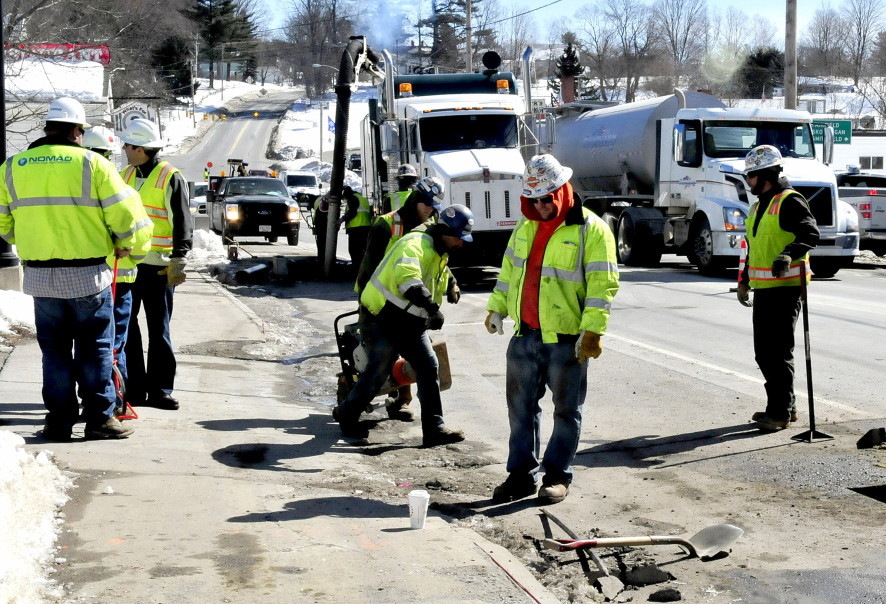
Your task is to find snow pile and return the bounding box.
[0,290,35,343]
[187,228,229,271]
[0,431,73,603]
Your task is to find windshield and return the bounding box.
[702,121,815,159]
[418,114,518,152]
[286,174,317,187]
[225,178,289,197]
[193,184,208,197]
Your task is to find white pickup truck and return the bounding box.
[835,166,886,255]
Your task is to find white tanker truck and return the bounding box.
[547,90,859,276]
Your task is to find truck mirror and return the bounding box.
[673,123,686,163]
[380,123,400,157]
[822,125,834,165]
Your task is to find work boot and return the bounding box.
[38,425,73,442]
[332,406,369,440]
[385,398,414,422]
[141,393,180,410]
[492,475,537,503]
[753,413,790,431]
[537,481,570,504]
[422,426,465,447]
[753,411,798,423]
[84,418,134,440]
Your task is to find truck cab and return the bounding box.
[206,176,301,246]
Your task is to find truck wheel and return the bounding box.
[810,258,840,278]
[688,216,725,275]
[287,230,299,246]
[616,210,662,267]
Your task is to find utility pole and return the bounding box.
[784,0,798,110]
[465,0,473,73]
[0,0,24,285]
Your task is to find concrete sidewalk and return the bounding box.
[0,271,558,603]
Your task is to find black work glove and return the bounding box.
[427,304,445,330]
[447,280,460,304]
[771,254,791,278]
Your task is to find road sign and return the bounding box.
[812,120,852,144]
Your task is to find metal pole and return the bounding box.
[784,0,798,110]
[465,0,473,72]
[0,0,22,270]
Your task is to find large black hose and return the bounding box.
[322,37,376,277]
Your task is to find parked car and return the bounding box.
[348,153,362,172]
[248,168,272,177]
[280,170,323,203]
[835,166,886,255]
[207,177,300,245]
[189,181,208,215]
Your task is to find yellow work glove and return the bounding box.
[575,331,602,363]
[485,311,504,335]
[161,258,187,287]
[737,283,752,307]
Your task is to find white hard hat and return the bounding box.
[82,126,117,151]
[397,164,418,178]
[745,145,783,174]
[522,154,572,198]
[414,176,445,210]
[120,118,164,149]
[45,97,91,129]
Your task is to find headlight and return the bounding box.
[288,205,301,221]
[225,204,240,221]
[723,207,746,231]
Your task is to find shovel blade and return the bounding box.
[688,524,744,558]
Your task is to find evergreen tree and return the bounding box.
[556,34,583,102]
[735,47,784,98]
[185,0,255,88]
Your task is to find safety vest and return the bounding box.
[361,230,449,318]
[346,192,371,229]
[388,190,410,211]
[0,145,147,261]
[122,161,179,254]
[377,211,406,246]
[487,207,619,343]
[746,189,811,289]
[105,186,152,284]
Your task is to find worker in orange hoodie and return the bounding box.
[485,154,619,504]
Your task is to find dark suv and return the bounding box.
[207,177,301,245]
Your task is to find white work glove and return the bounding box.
[737,283,752,307]
[771,253,792,278]
[484,311,504,335]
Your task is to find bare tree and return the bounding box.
[575,4,619,101]
[603,0,657,102]
[493,4,534,78]
[801,4,848,77]
[282,0,352,97]
[652,0,707,85]
[843,0,885,86]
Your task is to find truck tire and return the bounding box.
[688,216,727,275]
[809,257,841,278]
[287,229,299,247]
[616,209,663,267]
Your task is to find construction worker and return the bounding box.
[83,126,152,415]
[0,97,151,440]
[340,186,372,266]
[485,154,619,504]
[203,167,210,180]
[737,145,819,431]
[120,118,193,411]
[385,164,419,212]
[355,176,460,421]
[333,204,475,446]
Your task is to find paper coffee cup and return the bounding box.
[408,489,430,529]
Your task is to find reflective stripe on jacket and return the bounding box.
[378,211,405,246]
[746,189,811,289]
[487,206,619,343]
[0,145,149,261]
[360,230,448,318]
[346,192,372,229]
[122,161,179,253]
[106,186,152,284]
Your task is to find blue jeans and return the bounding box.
[505,328,587,486]
[34,288,116,429]
[112,283,133,396]
[126,264,176,402]
[337,314,444,433]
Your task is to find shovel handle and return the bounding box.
[543,536,691,552]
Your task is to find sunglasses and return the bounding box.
[743,173,758,181]
[532,195,554,204]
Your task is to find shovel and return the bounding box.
[543,523,744,559]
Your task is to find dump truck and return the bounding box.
[544,90,859,277]
[360,50,530,265]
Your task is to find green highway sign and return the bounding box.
[812,120,852,144]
